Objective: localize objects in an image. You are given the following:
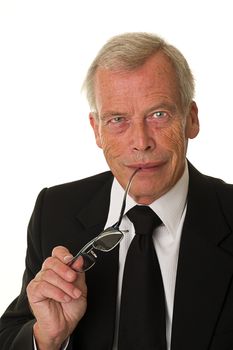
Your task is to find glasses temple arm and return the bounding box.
[114,168,140,228]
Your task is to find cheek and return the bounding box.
[158,123,187,156]
[100,133,124,161]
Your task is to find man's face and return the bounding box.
[90,52,199,204]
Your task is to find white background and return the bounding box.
[0,0,233,315]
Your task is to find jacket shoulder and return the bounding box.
[32,171,113,225]
[189,161,233,194]
[193,165,233,227]
[201,171,233,198]
[45,171,113,201]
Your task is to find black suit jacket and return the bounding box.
[1,162,233,350]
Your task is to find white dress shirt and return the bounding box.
[34,162,189,350]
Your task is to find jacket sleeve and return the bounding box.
[0,188,47,350]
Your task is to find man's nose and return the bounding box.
[131,121,155,152]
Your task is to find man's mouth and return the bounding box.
[128,161,166,171]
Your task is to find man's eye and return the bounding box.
[146,110,171,127]
[152,111,167,119]
[148,111,171,122]
[109,116,125,124]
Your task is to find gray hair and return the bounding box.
[82,32,195,113]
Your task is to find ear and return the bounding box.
[185,101,200,139]
[89,112,103,148]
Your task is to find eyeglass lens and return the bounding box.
[93,229,123,251]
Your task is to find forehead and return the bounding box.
[94,52,181,111]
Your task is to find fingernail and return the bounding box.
[64,255,73,263]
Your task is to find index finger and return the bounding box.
[51,245,73,264]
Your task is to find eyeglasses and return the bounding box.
[68,168,139,272]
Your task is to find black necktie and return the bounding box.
[118,205,167,350]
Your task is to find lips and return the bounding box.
[128,161,166,172]
[128,161,166,170]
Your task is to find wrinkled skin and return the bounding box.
[90,52,199,204]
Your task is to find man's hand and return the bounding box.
[27,246,87,350]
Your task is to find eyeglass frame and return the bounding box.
[67,168,139,272]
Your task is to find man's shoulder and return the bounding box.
[189,162,233,193]
[49,171,112,190]
[37,171,113,212]
[212,178,233,227]
[46,171,113,197]
[211,176,233,207]
[189,163,233,225]
[200,170,233,195]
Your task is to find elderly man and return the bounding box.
[1,32,233,350]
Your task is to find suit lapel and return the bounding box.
[74,173,119,350]
[171,164,233,350]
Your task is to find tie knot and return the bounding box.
[127,205,162,236]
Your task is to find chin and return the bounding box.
[133,180,168,201]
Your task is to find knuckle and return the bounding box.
[26,278,39,298]
[42,256,55,270]
[51,245,67,257]
[37,269,57,285]
[42,269,55,282]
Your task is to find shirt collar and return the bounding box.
[105,161,189,238]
